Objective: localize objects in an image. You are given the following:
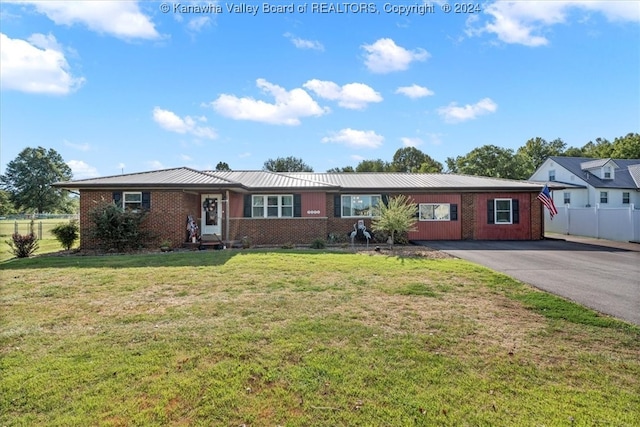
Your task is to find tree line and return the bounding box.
[1,133,637,215]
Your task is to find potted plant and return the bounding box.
[160,239,172,252]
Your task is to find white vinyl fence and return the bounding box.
[545,204,640,243]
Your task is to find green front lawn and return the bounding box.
[1,250,638,426]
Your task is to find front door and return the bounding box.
[201,194,222,236]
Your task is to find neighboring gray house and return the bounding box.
[529,157,640,242]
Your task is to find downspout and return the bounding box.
[225,190,230,248]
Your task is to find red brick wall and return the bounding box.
[78,190,199,249]
[227,218,327,246]
[79,189,544,248]
[461,193,476,240]
[474,193,534,240]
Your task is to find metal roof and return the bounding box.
[204,170,337,190]
[53,167,238,189]
[55,167,547,192]
[284,172,544,191]
[549,157,640,189]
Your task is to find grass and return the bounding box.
[1,219,79,262]
[1,250,639,426]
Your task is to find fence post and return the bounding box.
[38,221,43,240]
[14,221,18,235]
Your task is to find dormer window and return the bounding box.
[603,166,612,179]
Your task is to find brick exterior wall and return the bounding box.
[79,189,545,249]
[79,190,199,249]
[531,193,543,239]
[461,193,476,240]
[227,218,327,246]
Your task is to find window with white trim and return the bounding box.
[600,191,608,204]
[494,199,512,224]
[419,203,450,221]
[549,169,556,181]
[563,192,571,205]
[252,195,293,218]
[341,195,381,217]
[622,192,630,204]
[123,192,142,211]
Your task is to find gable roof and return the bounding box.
[53,167,239,189]
[546,157,640,189]
[579,158,618,170]
[55,168,546,192]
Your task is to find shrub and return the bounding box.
[51,220,79,250]
[310,238,326,249]
[281,242,295,249]
[371,195,417,246]
[88,202,151,252]
[6,220,39,258]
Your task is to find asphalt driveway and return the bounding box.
[415,238,640,326]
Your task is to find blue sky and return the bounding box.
[1,1,639,179]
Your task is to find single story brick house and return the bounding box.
[54,168,548,249]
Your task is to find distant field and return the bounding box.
[1,219,78,261]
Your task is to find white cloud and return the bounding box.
[0,33,85,95]
[152,107,217,139]
[64,140,91,152]
[67,160,99,179]
[117,162,126,170]
[362,38,429,73]
[400,137,423,147]
[350,154,366,161]
[187,16,212,33]
[284,32,324,51]
[437,98,498,123]
[238,152,251,158]
[7,0,160,40]
[468,1,640,47]
[180,154,193,162]
[322,128,384,148]
[147,160,165,170]
[303,79,382,110]
[395,84,434,99]
[210,78,328,126]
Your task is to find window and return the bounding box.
[494,199,512,224]
[549,169,556,181]
[419,203,450,221]
[623,192,630,204]
[603,167,612,179]
[252,195,293,218]
[600,191,608,204]
[563,192,571,205]
[123,192,142,211]
[341,195,381,217]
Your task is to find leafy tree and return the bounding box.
[581,137,613,158]
[0,190,17,215]
[371,195,417,246]
[610,132,640,158]
[326,166,355,173]
[0,147,73,213]
[516,137,566,176]
[263,156,313,172]
[51,220,79,250]
[215,161,231,171]
[355,159,390,172]
[390,147,443,173]
[563,146,585,157]
[446,145,522,179]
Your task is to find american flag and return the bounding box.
[537,184,558,219]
